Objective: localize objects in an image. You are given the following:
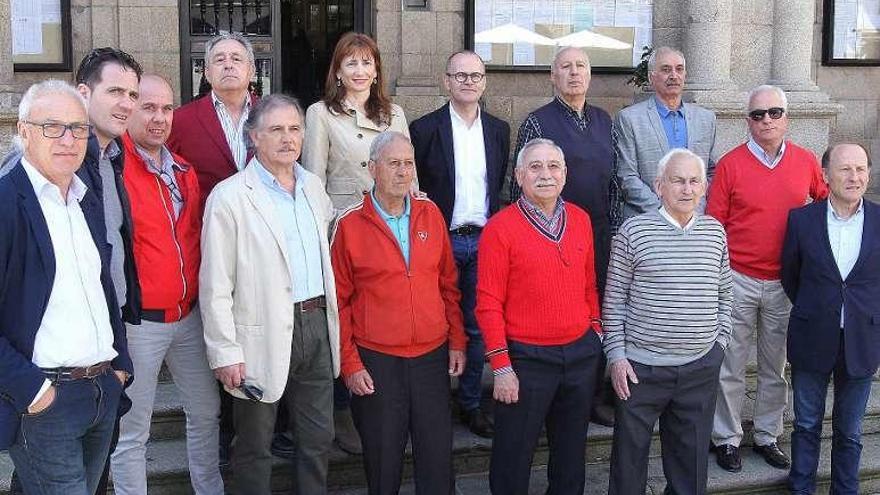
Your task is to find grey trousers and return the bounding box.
[609,344,724,495]
[712,270,791,447]
[230,307,334,495]
[110,308,223,495]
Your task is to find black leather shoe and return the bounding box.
[590,403,615,427]
[714,444,742,473]
[754,442,791,469]
[461,408,494,438]
[270,431,296,459]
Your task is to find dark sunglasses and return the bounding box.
[748,107,785,121]
[238,382,263,402]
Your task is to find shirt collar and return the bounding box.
[211,90,251,112]
[828,197,865,222]
[21,156,88,202]
[449,103,481,128]
[659,206,696,230]
[518,194,564,222]
[253,158,305,194]
[747,137,787,166]
[654,96,684,118]
[102,139,121,161]
[135,144,186,174]
[371,189,411,220]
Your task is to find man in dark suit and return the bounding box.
[781,142,879,495]
[0,80,133,495]
[410,50,510,438]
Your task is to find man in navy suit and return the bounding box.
[410,50,510,438]
[0,80,133,495]
[781,143,879,495]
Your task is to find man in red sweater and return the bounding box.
[476,138,603,495]
[707,85,828,473]
[331,131,467,495]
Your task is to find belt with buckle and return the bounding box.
[41,361,112,382]
[141,299,198,323]
[450,225,482,236]
[295,295,326,313]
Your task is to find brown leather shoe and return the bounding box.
[334,408,363,455]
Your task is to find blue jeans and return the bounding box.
[451,231,484,412]
[10,370,123,495]
[789,344,872,495]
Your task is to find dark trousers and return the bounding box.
[230,308,334,495]
[609,343,724,495]
[451,232,485,412]
[10,370,123,495]
[490,331,602,495]
[789,337,873,495]
[351,343,454,495]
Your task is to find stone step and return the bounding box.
[1,380,877,494]
[331,433,880,494]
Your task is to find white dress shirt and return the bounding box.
[23,158,118,370]
[747,137,787,169]
[828,198,865,328]
[449,104,489,229]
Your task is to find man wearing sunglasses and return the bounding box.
[409,50,510,439]
[707,85,828,473]
[109,74,224,495]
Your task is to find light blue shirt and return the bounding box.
[254,160,324,302]
[371,190,411,266]
[747,137,787,169]
[655,97,687,150]
[827,198,865,328]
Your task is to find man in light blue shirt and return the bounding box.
[370,189,411,265]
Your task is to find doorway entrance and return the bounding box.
[178,0,366,106]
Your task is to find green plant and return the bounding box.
[627,45,654,90]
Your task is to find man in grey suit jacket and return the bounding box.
[614,46,718,220]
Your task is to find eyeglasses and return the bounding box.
[446,72,485,84]
[748,107,785,121]
[24,121,92,140]
[238,382,263,402]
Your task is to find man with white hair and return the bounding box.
[0,80,132,495]
[604,148,732,494]
[708,85,828,472]
[614,46,718,219]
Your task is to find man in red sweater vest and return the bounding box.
[476,138,603,495]
[707,85,828,473]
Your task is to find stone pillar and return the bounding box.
[682,0,735,92]
[0,0,22,156]
[769,0,819,92]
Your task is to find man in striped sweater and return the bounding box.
[604,148,733,495]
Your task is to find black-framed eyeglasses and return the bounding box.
[238,382,263,402]
[24,121,92,140]
[446,72,485,84]
[748,107,785,121]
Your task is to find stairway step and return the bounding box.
[331,432,880,494]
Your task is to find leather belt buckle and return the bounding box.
[451,224,482,236]
[295,295,326,313]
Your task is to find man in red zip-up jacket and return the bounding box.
[110,74,223,495]
[331,131,467,495]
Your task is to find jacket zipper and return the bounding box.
[154,176,186,321]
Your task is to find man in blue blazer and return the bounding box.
[410,50,510,438]
[781,142,879,495]
[0,81,133,495]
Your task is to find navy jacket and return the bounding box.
[781,199,880,378]
[0,162,133,449]
[409,103,510,227]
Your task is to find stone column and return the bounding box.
[0,0,22,156]
[769,0,819,92]
[682,0,735,92]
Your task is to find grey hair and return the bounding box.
[748,84,788,111]
[369,131,412,162]
[515,138,566,170]
[243,94,304,140]
[15,80,88,149]
[647,46,686,72]
[656,148,707,183]
[205,32,256,66]
[552,46,590,71]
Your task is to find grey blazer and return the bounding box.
[613,97,718,220]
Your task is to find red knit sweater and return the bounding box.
[706,142,828,280]
[475,202,601,371]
